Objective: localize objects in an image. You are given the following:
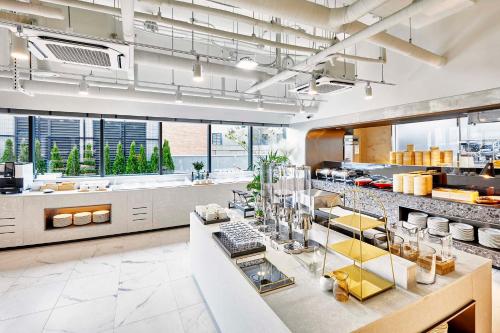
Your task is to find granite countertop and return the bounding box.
[207,210,492,333]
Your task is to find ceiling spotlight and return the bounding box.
[257,97,264,111]
[192,55,203,82]
[308,75,318,95]
[78,77,89,96]
[10,35,29,60]
[365,82,373,100]
[236,57,258,70]
[175,85,183,104]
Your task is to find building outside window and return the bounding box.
[211,132,223,146]
[162,122,208,173]
[211,124,248,171]
[252,126,287,166]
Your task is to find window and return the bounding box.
[162,122,208,173]
[211,124,248,171]
[252,126,287,165]
[34,116,101,177]
[102,120,159,175]
[211,133,223,145]
[459,117,500,165]
[0,114,29,163]
[393,119,459,152]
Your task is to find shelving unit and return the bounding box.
[322,187,396,301]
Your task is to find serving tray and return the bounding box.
[212,231,266,258]
[194,211,231,225]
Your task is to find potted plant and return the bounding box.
[192,161,205,180]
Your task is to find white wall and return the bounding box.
[288,0,500,165]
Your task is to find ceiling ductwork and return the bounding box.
[0,0,65,20]
[0,77,316,114]
[216,0,388,30]
[245,0,444,94]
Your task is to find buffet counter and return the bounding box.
[0,179,248,249]
[190,211,492,333]
[313,179,500,267]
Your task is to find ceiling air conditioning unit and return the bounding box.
[26,31,130,71]
[292,60,356,95]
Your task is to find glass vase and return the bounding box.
[332,271,349,302]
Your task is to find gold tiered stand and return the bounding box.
[322,188,396,301]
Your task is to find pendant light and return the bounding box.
[175,85,183,104]
[365,82,373,99]
[192,55,203,82]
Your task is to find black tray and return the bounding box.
[212,231,266,258]
[194,211,231,225]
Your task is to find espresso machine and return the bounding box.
[0,162,33,194]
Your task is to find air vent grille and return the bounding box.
[46,44,111,67]
[316,83,350,94]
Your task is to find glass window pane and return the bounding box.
[211,124,248,171]
[394,119,459,152]
[103,119,159,175]
[0,114,29,163]
[34,116,100,177]
[459,117,500,165]
[162,122,208,173]
[252,126,288,165]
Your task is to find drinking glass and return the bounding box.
[416,244,437,284]
[332,271,349,302]
[426,229,454,261]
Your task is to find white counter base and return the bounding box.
[190,212,492,333]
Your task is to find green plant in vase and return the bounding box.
[192,161,204,180]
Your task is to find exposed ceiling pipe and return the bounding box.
[245,0,442,94]
[40,0,317,54]
[139,0,333,44]
[135,50,279,83]
[342,21,446,68]
[331,52,386,64]
[0,0,65,20]
[0,78,316,114]
[217,0,388,30]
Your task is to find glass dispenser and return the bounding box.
[295,166,314,249]
[259,162,274,234]
[281,165,296,241]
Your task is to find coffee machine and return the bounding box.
[0,162,33,194]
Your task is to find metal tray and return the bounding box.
[237,256,295,294]
[212,231,266,258]
[195,211,231,225]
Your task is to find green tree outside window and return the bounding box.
[162,139,175,172]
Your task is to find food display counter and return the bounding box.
[190,211,492,333]
[0,179,248,249]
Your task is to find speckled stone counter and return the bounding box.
[312,179,500,267]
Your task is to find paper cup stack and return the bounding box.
[53,213,73,228]
[407,212,428,229]
[449,223,474,241]
[389,151,397,164]
[443,150,453,165]
[395,152,403,165]
[478,228,500,249]
[427,216,449,232]
[74,212,92,225]
[413,176,427,196]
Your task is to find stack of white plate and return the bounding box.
[478,228,500,249]
[427,216,449,232]
[449,223,474,241]
[407,212,428,229]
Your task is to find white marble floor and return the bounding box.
[0,227,218,333]
[0,228,498,333]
